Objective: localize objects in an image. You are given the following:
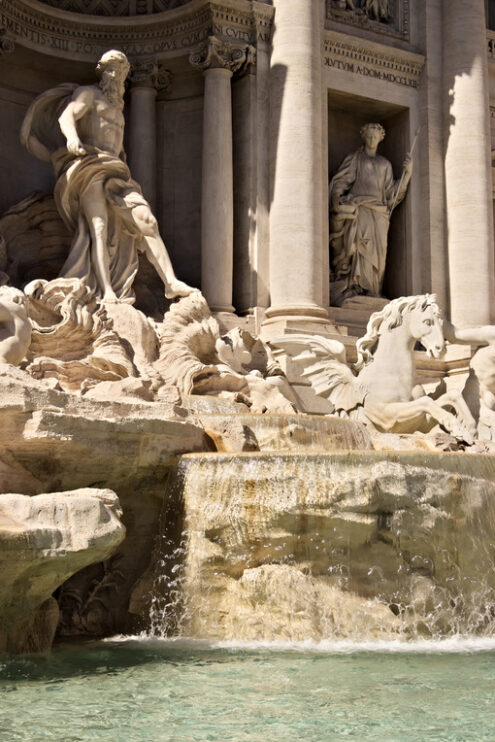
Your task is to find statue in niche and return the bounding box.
[329,123,412,306]
[21,49,193,305]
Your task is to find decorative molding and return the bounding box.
[156,64,172,94]
[0,0,274,61]
[323,30,424,89]
[326,0,409,42]
[131,57,159,86]
[189,34,255,73]
[130,59,172,95]
[0,27,15,55]
[36,0,194,15]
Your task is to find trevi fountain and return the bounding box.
[0,0,495,740]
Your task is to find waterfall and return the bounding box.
[149,417,495,642]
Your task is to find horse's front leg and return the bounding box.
[364,397,474,443]
[434,391,477,438]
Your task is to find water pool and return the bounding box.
[1,638,495,742]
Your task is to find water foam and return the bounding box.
[103,634,495,654]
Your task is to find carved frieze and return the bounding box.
[324,30,424,88]
[327,0,409,41]
[0,0,273,61]
[35,0,194,15]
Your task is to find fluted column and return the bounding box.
[191,37,254,313]
[444,0,495,326]
[129,59,162,211]
[263,0,328,329]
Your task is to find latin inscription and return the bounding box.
[324,55,418,88]
[0,11,269,57]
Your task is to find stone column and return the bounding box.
[443,0,495,326]
[191,37,253,314]
[263,0,329,334]
[129,59,161,212]
[155,68,172,234]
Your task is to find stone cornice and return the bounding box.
[0,0,273,61]
[323,29,424,89]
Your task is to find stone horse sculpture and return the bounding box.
[271,294,476,442]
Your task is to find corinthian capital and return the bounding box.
[0,29,15,56]
[130,58,160,89]
[189,36,256,74]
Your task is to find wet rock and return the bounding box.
[170,451,495,641]
[0,488,125,653]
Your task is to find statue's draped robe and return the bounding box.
[329,149,407,297]
[21,84,148,303]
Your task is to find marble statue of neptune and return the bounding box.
[21,50,193,304]
[329,123,412,305]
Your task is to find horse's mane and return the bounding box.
[355,294,440,371]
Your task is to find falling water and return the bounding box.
[149,423,495,642]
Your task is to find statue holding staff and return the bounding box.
[329,123,414,305]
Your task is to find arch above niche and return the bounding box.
[36,0,193,16]
[0,0,273,62]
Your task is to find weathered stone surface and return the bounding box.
[202,413,373,452]
[0,487,125,653]
[168,451,495,641]
[0,366,211,640]
[203,416,259,453]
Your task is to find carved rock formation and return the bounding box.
[0,191,72,287]
[0,487,125,653]
[157,291,297,413]
[166,451,495,641]
[0,365,212,640]
[23,277,135,393]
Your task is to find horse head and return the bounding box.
[355,294,445,370]
[406,294,445,359]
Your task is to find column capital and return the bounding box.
[189,36,255,74]
[156,66,172,97]
[130,58,171,91]
[0,29,15,56]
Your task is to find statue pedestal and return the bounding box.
[329,295,389,338]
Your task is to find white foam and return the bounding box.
[103,634,495,654]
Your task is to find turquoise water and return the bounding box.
[2,638,495,742]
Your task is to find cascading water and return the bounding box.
[148,415,495,643]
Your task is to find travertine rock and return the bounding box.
[170,451,495,640]
[203,417,259,453]
[0,487,125,653]
[0,191,72,287]
[0,366,211,640]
